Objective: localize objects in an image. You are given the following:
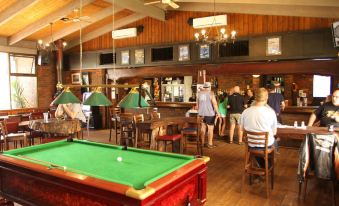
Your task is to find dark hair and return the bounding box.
[218,92,228,102]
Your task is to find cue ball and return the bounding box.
[117,157,123,162]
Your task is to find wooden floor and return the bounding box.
[84,129,338,206]
[12,129,339,206]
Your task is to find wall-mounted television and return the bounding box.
[99,53,116,65]
[313,75,331,97]
[151,47,173,62]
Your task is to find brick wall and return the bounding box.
[37,65,57,108]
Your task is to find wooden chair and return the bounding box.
[133,114,152,148]
[109,107,121,143]
[181,117,203,155]
[119,113,135,147]
[27,113,44,145]
[242,130,275,198]
[0,120,27,151]
[151,112,161,120]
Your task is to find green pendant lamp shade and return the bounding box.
[83,87,112,106]
[51,87,81,105]
[118,88,149,108]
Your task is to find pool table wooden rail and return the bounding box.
[0,152,208,206]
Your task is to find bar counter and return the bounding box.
[155,101,196,117]
[280,106,317,125]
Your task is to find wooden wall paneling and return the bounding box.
[77,11,337,52]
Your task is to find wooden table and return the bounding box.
[135,116,194,150]
[276,126,339,140]
[27,118,81,135]
[19,119,82,144]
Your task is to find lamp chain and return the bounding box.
[79,0,83,84]
[112,0,116,84]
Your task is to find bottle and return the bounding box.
[294,121,298,128]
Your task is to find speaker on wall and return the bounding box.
[332,21,339,47]
[37,50,50,65]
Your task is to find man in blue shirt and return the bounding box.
[267,84,285,123]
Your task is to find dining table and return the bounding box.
[19,118,82,143]
[276,126,339,140]
[135,116,193,151]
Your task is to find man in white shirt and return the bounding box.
[240,88,277,166]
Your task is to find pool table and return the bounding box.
[0,139,209,206]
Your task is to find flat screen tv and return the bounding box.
[313,75,331,97]
[151,47,173,62]
[99,53,116,65]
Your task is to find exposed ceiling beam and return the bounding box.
[178,3,339,18]
[8,0,95,45]
[41,6,123,44]
[178,0,339,7]
[104,0,164,21]
[67,13,146,49]
[0,0,39,26]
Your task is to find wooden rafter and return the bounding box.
[177,1,339,18]
[104,0,165,21]
[0,0,39,27]
[66,13,146,49]
[41,6,123,44]
[8,0,95,45]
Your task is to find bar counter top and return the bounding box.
[282,106,318,114]
[154,101,196,108]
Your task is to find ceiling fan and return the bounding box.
[60,8,90,23]
[144,0,180,9]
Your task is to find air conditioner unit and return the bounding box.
[193,15,227,29]
[112,28,137,39]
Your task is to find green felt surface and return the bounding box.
[4,140,194,190]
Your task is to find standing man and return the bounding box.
[228,86,245,144]
[267,84,285,123]
[308,89,339,127]
[198,82,220,148]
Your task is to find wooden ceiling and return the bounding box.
[0,0,337,49]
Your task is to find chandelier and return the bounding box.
[37,23,67,52]
[193,0,236,44]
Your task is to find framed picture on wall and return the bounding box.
[71,73,81,84]
[266,36,282,56]
[121,50,130,65]
[178,44,190,61]
[134,49,144,64]
[199,44,210,59]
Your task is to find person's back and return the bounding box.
[241,105,277,147]
[267,92,284,115]
[198,90,215,117]
[228,93,245,114]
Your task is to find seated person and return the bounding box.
[240,88,277,167]
[55,103,87,126]
[308,89,339,127]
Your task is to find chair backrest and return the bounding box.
[133,114,144,123]
[151,112,160,120]
[29,112,44,120]
[110,107,121,117]
[244,130,269,149]
[0,121,9,136]
[7,115,22,123]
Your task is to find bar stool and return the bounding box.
[242,130,275,198]
[119,114,135,147]
[109,107,121,143]
[156,133,182,153]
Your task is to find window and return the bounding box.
[0,53,37,110]
[313,75,331,97]
[10,55,35,74]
